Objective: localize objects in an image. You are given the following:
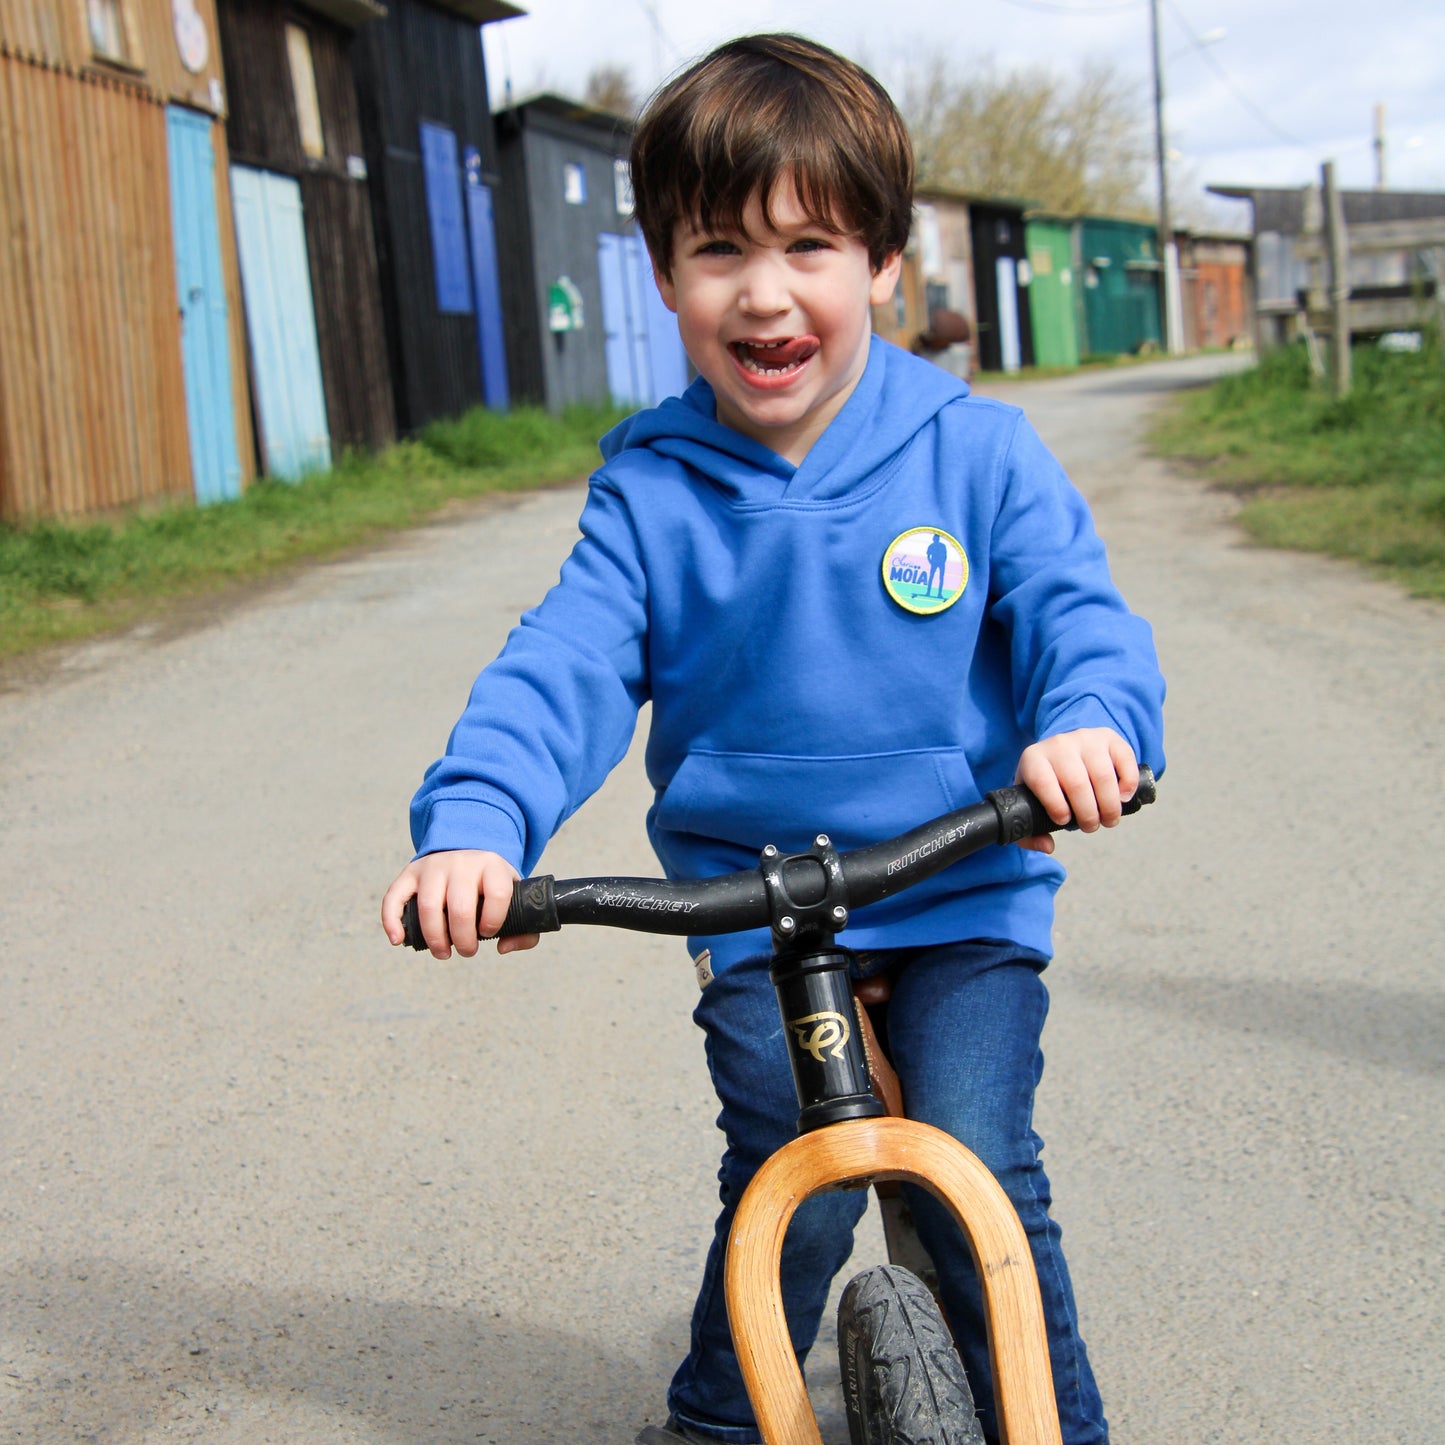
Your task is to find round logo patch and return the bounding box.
[882,527,969,615]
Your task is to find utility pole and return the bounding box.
[1150,0,1184,353]
[1322,160,1352,399]
[1374,103,1387,189]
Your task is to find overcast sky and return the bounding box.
[481,0,1445,230]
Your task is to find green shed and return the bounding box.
[1079,217,1163,357]
[1025,218,1080,369]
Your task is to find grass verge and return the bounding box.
[0,403,625,662]
[1150,338,1445,599]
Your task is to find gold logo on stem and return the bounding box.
[789,1011,851,1062]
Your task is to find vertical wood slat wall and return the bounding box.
[217,0,395,455]
[0,54,193,517]
[0,0,255,521]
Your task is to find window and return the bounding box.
[86,0,136,65]
[613,159,634,217]
[286,24,325,160]
[563,162,587,205]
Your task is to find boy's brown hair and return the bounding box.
[630,34,914,280]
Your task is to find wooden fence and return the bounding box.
[1295,163,1445,397]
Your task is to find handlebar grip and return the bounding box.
[399,875,560,952]
[988,764,1157,842]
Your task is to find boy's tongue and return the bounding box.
[737,336,818,370]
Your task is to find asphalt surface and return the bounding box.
[2,354,1441,1443]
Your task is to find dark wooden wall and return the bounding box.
[493,107,542,406]
[349,0,495,433]
[217,0,395,455]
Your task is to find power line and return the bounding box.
[1163,0,1306,149]
[634,0,683,67]
[994,0,1143,13]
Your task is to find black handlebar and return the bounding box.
[400,767,1156,951]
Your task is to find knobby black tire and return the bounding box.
[838,1264,985,1445]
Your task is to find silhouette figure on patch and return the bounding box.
[926,533,948,599]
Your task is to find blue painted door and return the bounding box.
[632,237,688,402]
[230,166,331,480]
[167,107,241,505]
[420,122,472,315]
[597,232,641,406]
[619,235,653,401]
[598,232,689,407]
[464,146,510,411]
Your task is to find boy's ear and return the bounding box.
[869,250,904,306]
[651,252,678,313]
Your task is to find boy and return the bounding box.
[382,33,1164,1445]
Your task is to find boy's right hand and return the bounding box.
[380,850,540,959]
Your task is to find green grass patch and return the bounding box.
[1150,339,1445,598]
[0,403,625,661]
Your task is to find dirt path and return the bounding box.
[2,356,1440,1443]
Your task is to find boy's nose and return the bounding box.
[737,260,790,316]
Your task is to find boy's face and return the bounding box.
[655,178,901,466]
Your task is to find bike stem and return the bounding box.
[762,833,886,1134]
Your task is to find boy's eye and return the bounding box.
[788,237,832,255]
[697,239,740,257]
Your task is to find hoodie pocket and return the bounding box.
[653,747,982,853]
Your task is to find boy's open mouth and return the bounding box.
[731,336,819,377]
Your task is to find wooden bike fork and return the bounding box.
[722,1115,1065,1445]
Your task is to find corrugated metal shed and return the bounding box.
[494,93,688,411]
[1078,216,1162,357]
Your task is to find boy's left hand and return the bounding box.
[1014,728,1140,855]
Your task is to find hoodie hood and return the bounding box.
[599,335,969,506]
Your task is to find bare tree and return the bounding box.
[899,56,1151,217]
[584,64,640,119]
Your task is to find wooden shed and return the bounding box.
[1208,184,1445,350]
[347,0,520,434]
[217,0,396,476]
[1177,231,1252,352]
[493,92,687,411]
[1,0,254,518]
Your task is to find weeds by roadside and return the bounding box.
[0,403,625,660]
[1150,339,1445,598]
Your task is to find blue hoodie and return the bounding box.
[412,337,1165,971]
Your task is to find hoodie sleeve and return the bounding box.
[409,475,650,873]
[986,413,1166,773]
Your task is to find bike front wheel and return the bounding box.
[838,1264,984,1445]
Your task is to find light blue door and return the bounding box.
[996,256,1022,373]
[632,237,688,402]
[464,146,509,411]
[619,235,653,401]
[167,106,241,505]
[598,232,642,406]
[598,232,689,407]
[230,166,331,480]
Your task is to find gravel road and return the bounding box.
[2,354,1440,1443]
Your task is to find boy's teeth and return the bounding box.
[735,337,817,371]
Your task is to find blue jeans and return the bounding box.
[666,941,1109,1445]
